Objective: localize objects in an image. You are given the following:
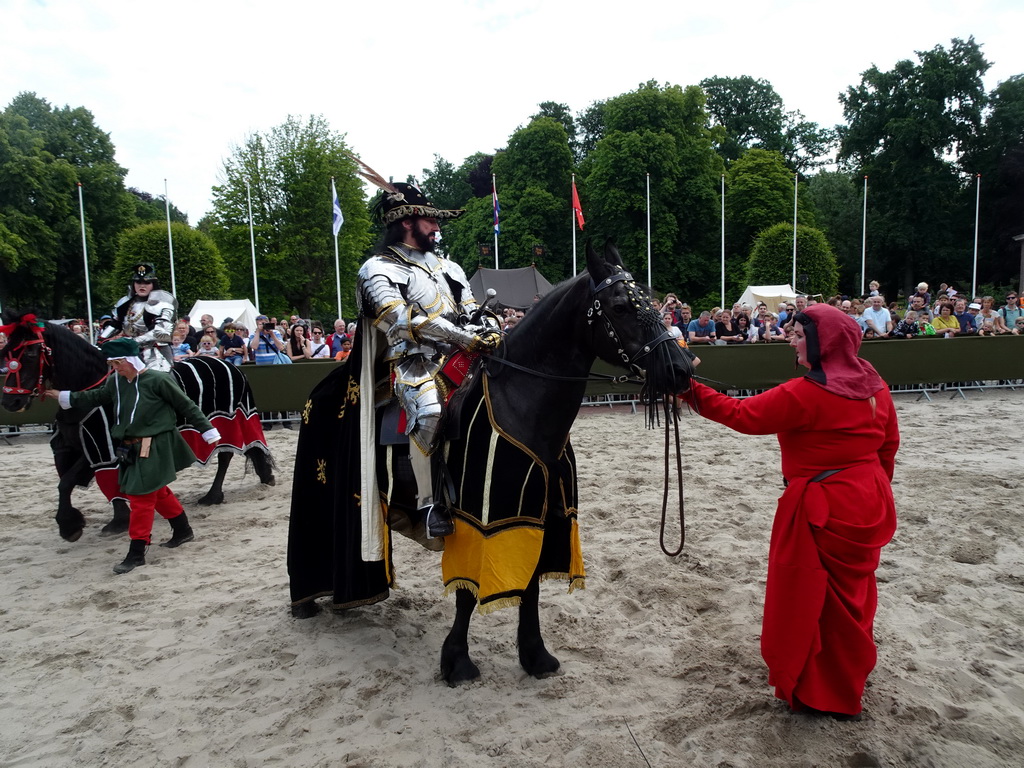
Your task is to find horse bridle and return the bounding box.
[2,328,52,397]
[587,269,678,374]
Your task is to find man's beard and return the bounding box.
[411,228,436,253]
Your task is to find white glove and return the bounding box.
[202,428,221,445]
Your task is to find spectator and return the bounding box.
[999,291,1023,327]
[328,319,348,356]
[202,322,224,345]
[170,330,192,361]
[1013,317,1024,336]
[866,280,881,298]
[735,313,754,343]
[953,299,976,335]
[777,303,790,325]
[662,311,682,340]
[287,323,312,361]
[180,316,200,349]
[195,335,219,357]
[71,323,86,337]
[861,296,893,339]
[916,312,936,336]
[249,316,286,364]
[910,282,931,307]
[931,304,959,337]
[760,312,786,342]
[334,337,353,362]
[663,294,683,324]
[892,311,921,338]
[783,296,809,333]
[687,311,717,344]
[977,296,1010,335]
[676,304,693,342]
[308,326,332,359]
[908,295,928,316]
[218,324,247,365]
[715,309,744,344]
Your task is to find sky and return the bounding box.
[3,0,1021,224]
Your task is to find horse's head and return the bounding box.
[584,241,693,401]
[1,313,51,412]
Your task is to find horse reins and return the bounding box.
[3,324,110,398]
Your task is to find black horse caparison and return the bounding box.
[287,241,693,686]
[1,316,276,541]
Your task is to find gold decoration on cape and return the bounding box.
[315,458,327,484]
[302,399,312,424]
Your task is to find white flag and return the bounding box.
[332,178,344,236]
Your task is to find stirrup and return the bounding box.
[424,503,454,539]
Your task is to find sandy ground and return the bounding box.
[1,387,1023,768]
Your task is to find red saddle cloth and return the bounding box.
[395,350,478,434]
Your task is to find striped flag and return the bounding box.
[331,178,344,236]
[572,178,585,230]
[492,177,500,235]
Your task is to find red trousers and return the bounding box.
[126,486,184,543]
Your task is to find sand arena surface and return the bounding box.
[1,388,1022,767]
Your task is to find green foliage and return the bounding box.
[838,37,991,295]
[420,154,473,211]
[207,115,372,322]
[746,223,839,298]
[0,93,133,318]
[806,171,864,294]
[114,222,229,312]
[128,188,189,227]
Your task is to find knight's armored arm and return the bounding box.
[361,272,497,352]
[132,298,175,346]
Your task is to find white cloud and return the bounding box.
[2,0,1020,221]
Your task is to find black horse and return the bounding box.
[1,315,275,541]
[287,241,692,685]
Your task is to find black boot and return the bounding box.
[160,512,194,548]
[113,539,148,574]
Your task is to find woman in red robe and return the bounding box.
[683,303,899,717]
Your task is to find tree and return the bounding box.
[114,222,229,313]
[746,223,839,298]
[128,188,189,227]
[701,76,834,171]
[420,154,473,212]
[207,115,372,322]
[806,171,865,295]
[0,93,132,317]
[581,81,723,297]
[447,117,575,280]
[838,37,990,295]
[533,101,579,159]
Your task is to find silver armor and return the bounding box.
[357,245,482,457]
[117,290,177,372]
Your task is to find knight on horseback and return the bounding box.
[100,262,177,372]
[357,178,501,539]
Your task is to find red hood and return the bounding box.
[795,303,885,400]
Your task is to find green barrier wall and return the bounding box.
[2,338,1021,426]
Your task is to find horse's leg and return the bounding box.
[100,498,131,536]
[518,574,560,677]
[440,588,481,685]
[246,446,276,486]
[197,452,230,506]
[54,455,88,542]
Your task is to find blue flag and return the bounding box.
[332,178,344,237]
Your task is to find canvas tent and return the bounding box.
[468,266,554,309]
[186,299,261,333]
[736,284,798,312]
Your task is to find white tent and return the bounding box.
[736,284,798,312]
[186,299,260,333]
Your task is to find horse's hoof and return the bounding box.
[196,493,225,506]
[261,475,276,487]
[100,517,130,536]
[440,643,480,686]
[520,646,561,678]
[291,601,321,619]
[60,527,84,543]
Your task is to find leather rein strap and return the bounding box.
[659,395,686,556]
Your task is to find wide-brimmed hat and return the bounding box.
[968,303,982,310]
[371,182,464,227]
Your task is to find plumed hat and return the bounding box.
[347,153,463,226]
[131,262,158,282]
[101,337,141,359]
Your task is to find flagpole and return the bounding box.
[972,173,981,298]
[860,175,868,297]
[792,172,798,290]
[646,173,652,289]
[571,173,577,277]
[164,179,177,297]
[492,174,499,269]
[77,183,95,344]
[246,180,260,314]
[720,174,725,307]
[331,177,344,320]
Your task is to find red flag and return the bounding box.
[572,179,585,230]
